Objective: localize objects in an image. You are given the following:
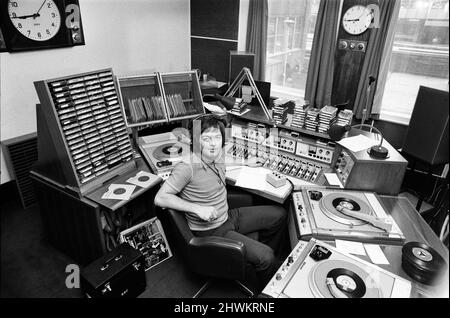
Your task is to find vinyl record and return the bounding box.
[320,192,372,226]
[402,242,446,272]
[113,188,126,195]
[137,175,150,182]
[153,143,184,161]
[309,259,381,298]
[326,268,366,298]
[401,257,437,285]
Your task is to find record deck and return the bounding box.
[262,238,412,298]
[289,187,405,245]
[138,132,190,180]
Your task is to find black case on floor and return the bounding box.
[81,243,146,298]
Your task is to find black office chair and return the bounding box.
[166,188,258,298]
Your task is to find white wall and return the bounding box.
[0,0,190,184]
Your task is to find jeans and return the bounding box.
[193,205,287,289]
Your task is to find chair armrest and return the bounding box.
[188,236,247,280]
[189,236,245,253]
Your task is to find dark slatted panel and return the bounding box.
[3,135,38,208]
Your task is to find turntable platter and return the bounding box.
[309,259,381,298]
[153,143,186,161]
[319,192,372,226]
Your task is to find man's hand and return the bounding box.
[246,157,263,167]
[192,205,218,222]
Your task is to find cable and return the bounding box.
[439,212,449,242]
[426,176,440,203]
[286,176,295,193]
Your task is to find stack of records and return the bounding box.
[401,241,448,286]
[318,105,337,133]
[305,108,320,132]
[128,96,166,123]
[231,99,248,114]
[336,109,353,126]
[291,102,308,129]
[166,93,189,118]
[273,105,288,125]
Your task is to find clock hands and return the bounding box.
[10,0,47,20]
[10,13,39,19]
[35,0,48,16]
[344,12,373,22]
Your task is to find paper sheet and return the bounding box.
[324,173,344,188]
[101,184,136,201]
[227,109,251,117]
[234,166,268,191]
[126,170,161,188]
[337,134,380,153]
[234,167,292,197]
[335,240,367,256]
[364,244,390,265]
[203,102,227,115]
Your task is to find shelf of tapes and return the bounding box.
[49,70,134,184]
[159,71,204,121]
[116,74,167,127]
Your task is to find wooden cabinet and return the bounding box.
[32,69,162,265]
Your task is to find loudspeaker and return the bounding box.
[402,86,449,166]
[229,51,255,84]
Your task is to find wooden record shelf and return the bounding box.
[115,70,205,127]
[115,74,168,127]
[34,68,136,195]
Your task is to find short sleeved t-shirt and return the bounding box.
[165,156,228,231]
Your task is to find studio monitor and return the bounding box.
[229,51,255,84]
[402,86,449,166]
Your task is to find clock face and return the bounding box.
[8,0,61,42]
[342,5,372,35]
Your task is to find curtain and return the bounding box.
[246,0,268,81]
[353,0,399,119]
[371,0,401,116]
[304,0,341,108]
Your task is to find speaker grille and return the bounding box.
[2,133,38,208]
[402,86,449,166]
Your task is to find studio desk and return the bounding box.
[278,193,448,298]
[30,159,161,266]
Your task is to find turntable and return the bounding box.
[138,132,190,180]
[262,238,412,298]
[289,187,405,246]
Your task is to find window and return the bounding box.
[379,0,449,124]
[265,0,320,99]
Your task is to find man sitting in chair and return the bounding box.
[154,114,287,289]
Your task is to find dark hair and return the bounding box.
[190,114,227,150]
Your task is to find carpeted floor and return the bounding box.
[0,197,256,298]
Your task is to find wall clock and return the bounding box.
[342,4,373,35]
[0,0,84,52]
